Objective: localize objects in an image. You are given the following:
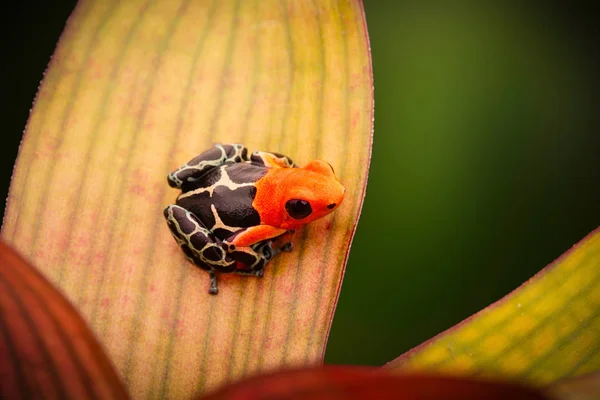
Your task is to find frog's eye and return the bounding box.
[285,199,312,219]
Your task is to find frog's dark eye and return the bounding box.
[285,199,312,219]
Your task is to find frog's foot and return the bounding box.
[168,143,249,189]
[254,239,293,259]
[255,240,276,261]
[208,271,218,295]
[232,268,264,278]
[250,150,295,169]
[279,242,293,253]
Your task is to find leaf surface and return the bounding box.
[386,227,600,384]
[1,0,373,398]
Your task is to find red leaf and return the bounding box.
[198,366,550,400]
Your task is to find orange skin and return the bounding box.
[225,160,346,249]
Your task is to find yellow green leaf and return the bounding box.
[386,228,600,384]
[1,0,373,398]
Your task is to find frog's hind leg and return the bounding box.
[168,143,249,189]
[221,225,289,272]
[164,204,236,294]
[231,240,294,277]
[250,150,295,169]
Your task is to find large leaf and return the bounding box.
[387,227,600,383]
[0,241,127,399]
[1,0,373,398]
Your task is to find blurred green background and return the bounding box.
[3,1,600,369]
[327,0,600,366]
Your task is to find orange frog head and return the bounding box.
[254,159,346,230]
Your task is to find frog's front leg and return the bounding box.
[222,225,292,273]
[250,150,295,169]
[164,205,236,294]
[168,143,249,189]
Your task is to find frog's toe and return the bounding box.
[232,267,264,278]
[222,242,236,252]
[259,245,275,260]
[208,271,219,294]
[280,242,293,252]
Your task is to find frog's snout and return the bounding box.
[330,182,345,210]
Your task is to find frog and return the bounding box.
[164,143,346,294]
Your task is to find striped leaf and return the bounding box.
[387,227,600,384]
[0,241,127,399]
[1,0,373,398]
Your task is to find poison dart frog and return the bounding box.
[164,143,345,294]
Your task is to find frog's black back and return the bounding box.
[175,162,269,239]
